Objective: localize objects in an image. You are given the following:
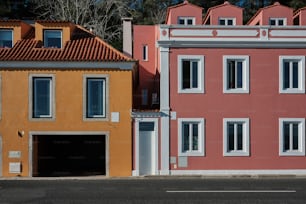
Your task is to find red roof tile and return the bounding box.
[0,22,133,62]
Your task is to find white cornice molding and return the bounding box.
[0,61,136,70]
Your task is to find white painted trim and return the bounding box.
[270,30,306,36]
[178,55,205,94]
[178,118,205,157]
[216,30,258,37]
[160,47,170,175]
[279,118,306,156]
[269,18,287,26]
[218,17,236,26]
[28,131,110,177]
[279,56,305,94]
[170,169,306,176]
[83,74,109,121]
[134,118,159,176]
[223,55,250,94]
[171,29,213,37]
[0,61,135,70]
[177,17,195,25]
[223,118,250,157]
[29,74,56,121]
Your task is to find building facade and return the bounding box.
[131,1,306,176]
[0,20,136,177]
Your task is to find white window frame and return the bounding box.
[178,55,204,94]
[83,74,109,121]
[142,45,148,61]
[223,118,250,156]
[269,18,287,26]
[0,29,13,48]
[223,55,249,94]
[279,118,305,156]
[178,118,205,157]
[43,29,63,48]
[219,18,236,26]
[279,56,305,94]
[178,17,195,25]
[29,74,55,121]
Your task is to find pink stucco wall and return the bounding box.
[205,4,243,25]
[169,48,306,170]
[166,3,203,25]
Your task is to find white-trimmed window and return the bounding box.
[0,29,13,48]
[219,18,236,26]
[279,118,305,156]
[178,55,204,93]
[142,45,148,61]
[223,55,249,93]
[29,75,55,120]
[279,56,305,94]
[83,75,108,120]
[178,17,195,25]
[178,118,205,156]
[270,18,286,26]
[223,118,250,156]
[44,30,62,48]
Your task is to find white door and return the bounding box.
[139,122,155,175]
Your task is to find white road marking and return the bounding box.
[166,190,296,193]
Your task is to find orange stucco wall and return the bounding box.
[0,68,132,177]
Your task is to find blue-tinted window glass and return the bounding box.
[292,62,299,88]
[0,30,13,48]
[192,123,198,150]
[284,62,290,89]
[44,30,62,48]
[183,123,190,152]
[292,123,299,150]
[33,77,51,118]
[87,78,105,118]
[228,124,235,151]
[237,61,243,88]
[237,123,243,150]
[284,123,290,151]
[192,61,198,88]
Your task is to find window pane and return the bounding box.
[283,62,290,89]
[237,61,243,88]
[44,30,62,48]
[292,62,299,88]
[228,61,235,89]
[187,19,193,25]
[183,123,190,152]
[292,123,299,150]
[237,124,243,150]
[178,19,185,25]
[278,20,284,26]
[87,79,104,117]
[182,60,191,89]
[283,123,290,151]
[192,61,198,88]
[270,19,276,25]
[219,19,225,25]
[228,124,235,151]
[192,123,198,151]
[142,45,147,60]
[228,19,233,25]
[33,78,51,118]
[139,122,155,132]
[0,30,13,48]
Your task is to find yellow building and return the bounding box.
[0,20,136,177]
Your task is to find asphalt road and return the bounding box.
[0,177,305,203]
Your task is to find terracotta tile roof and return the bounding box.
[0,22,133,62]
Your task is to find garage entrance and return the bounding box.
[32,134,106,177]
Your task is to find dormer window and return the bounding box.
[44,30,62,48]
[0,30,13,48]
[178,17,195,25]
[219,18,236,26]
[270,18,286,26]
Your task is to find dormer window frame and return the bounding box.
[43,29,63,49]
[269,18,287,26]
[219,17,236,26]
[178,17,195,25]
[0,29,13,48]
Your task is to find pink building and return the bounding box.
[128,1,306,176]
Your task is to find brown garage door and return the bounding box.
[32,135,106,177]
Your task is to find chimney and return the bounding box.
[122,18,133,57]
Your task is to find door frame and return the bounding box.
[133,118,159,176]
[28,131,109,177]
[0,135,2,177]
